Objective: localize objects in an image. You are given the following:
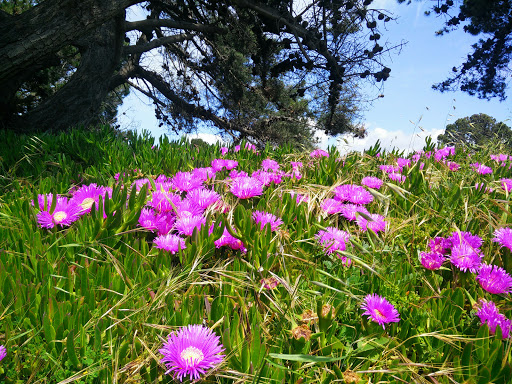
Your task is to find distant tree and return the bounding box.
[437,113,512,147]
[399,0,512,100]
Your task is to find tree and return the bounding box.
[399,0,512,100]
[0,0,399,146]
[437,113,512,147]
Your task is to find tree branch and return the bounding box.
[124,33,195,54]
[125,19,221,33]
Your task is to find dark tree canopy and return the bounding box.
[0,0,399,146]
[400,0,512,100]
[437,113,512,147]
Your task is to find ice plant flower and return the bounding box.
[470,163,493,175]
[361,294,400,329]
[316,227,351,256]
[261,158,280,171]
[475,300,512,339]
[36,196,82,229]
[220,146,228,156]
[420,251,445,270]
[0,345,5,361]
[449,231,482,249]
[175,215,206,236]
[361,176,383,189]
[334,184,373,205]
[186,188,220,210]
[339,203,369,221]
[500,178,512,193]
[230,177,264,199]
[476,264,512,294]
[160,324,224,382]
[387,172,406,183]
[428,237,451,254]
[356,213,386,233]
[172,171,204,192]
[154,233,186,254]
[321,198,344,214]
[70,183,112,214]
[493,227,512,251]
[261,277,280,289]
[310,149,329,158]
[252,211,283,232]
[449,243,483,273]
[214,228,246,252]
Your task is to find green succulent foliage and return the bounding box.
[1,126,512,383]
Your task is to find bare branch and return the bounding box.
[125,19,221,34]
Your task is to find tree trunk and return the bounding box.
[0,0,138,131]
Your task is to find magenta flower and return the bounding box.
[321,198,344,214]
[361,294,400,329]
[434,146,455,161]
[160,324,224,382]
[475,300,512,339]
[396,158,411,169]
[154,233,186,254]
[450,243,483,273]
[475,183,493,193]
[230,177,264,199]
[186,188,220,210]
[387,172,406,183]
[70,183,112,214]
[175,215,206,236]
[334,184,373,205]
[449,231,482,249]
[175,199,205,217]
[470,163,493,175]
[133,178,152,191]
[339,203,369,221]
[361,176,383,189]
[172,172,203,192]
[316,227,351,256]
[261,277,280,289]
[0,345,5,361]
[493,227,512,251]
[420,251,445,270]
[447,161,460,171]
[139,208,159,232]
[261,158,280,171]
[310,149,329,158]
[220,146,229,156]
[379,164,401,174]
[428,237,451,254]
[224,159,238,170]
[147,191,182,213]
[36,196,82,229]
[500,178,512,193]
[356,213,386,233]
[476,264,512,294]
[252,170,283,186]
[252,211,283,232]
[211,159,227,172]
[191,167,216,182]
[214,228,246,252]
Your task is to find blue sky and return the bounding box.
[118,0,512,153]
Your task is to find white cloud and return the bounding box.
[337,124,443,155]
[186,132,225,145]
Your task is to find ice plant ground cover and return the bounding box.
[0,127,512,383]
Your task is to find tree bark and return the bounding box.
[4,14,126,132]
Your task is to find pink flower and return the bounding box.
[147,191,182,213]
[154,233,186,254]
[261,158,280,171]
[334,184,373,205]
[420,251,445,270]
[36,196,82,229]
[450,243,483,273]
[475,300,512,339]
[361,176,383,190]
[500,178,512,193]
[476,264,512,294]
[252,211,283,232]
[230,177,264,199]
[159,325,224,381]
[321,198,344,214]
[70,183,112,214]
[493,227,512,251]
[316,227,351,257]
[310,149,329,158]
[175,215,206,236]
[470,163,493,175]
[172,172,203,192]
[220,147,229,156]
[339,204,369,221]
[214,228,246,252]
[387,172,406,183]
[361,294,400,329]
[0,345,6,361]
[186,188,220,210]
[356,213,386,233]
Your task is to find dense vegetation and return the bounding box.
[0,126,511,383]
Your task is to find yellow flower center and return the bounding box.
[81,197,95,210]
[180,346,204,367]
[53,211,67,223]
[373,309,385,319]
